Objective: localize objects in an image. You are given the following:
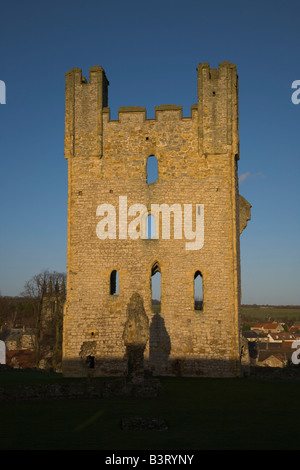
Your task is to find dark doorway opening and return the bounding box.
[86,355,95,368]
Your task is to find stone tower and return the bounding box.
[62,62,251,378]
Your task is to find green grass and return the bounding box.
[241,306,300,322]
[1,371,300,450]
[151,305,300,322]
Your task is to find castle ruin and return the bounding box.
[62,61,251,378]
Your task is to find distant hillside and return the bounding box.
[241,305,300,323]
[1,296,300,326]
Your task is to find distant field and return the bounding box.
[241,305,300,322]
[152,304,300,322]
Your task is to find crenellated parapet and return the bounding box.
[65,62,239,161]
[102,104,199,124]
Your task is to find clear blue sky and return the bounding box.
[0,0,299,305]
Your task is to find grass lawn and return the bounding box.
[1,371,300,450]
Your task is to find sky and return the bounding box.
[0,0,299,305]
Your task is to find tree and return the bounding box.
[21,270,66,299]
[0,296,36,329]
[21,269,66,368]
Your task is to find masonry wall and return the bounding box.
[62,62,244,378]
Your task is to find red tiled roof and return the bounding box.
[6,349,36,368]
[253,322,280,329]
[289,326,300,333]
[269,332,299,341]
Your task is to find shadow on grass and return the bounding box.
[1,369,300,450]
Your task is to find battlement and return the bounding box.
[102,104,199,123]
[196,61,237,78]
[197,61,239,156]
[65,66,109,159]
[66,65,109,86]
[65,61,239,158]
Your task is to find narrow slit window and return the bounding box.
[146,155,158,183]
[146,214,156,239]
[194,271,203,311]
[110,270,119,295]
[151,262,161,313]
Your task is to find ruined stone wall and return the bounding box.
[62,62,245,378]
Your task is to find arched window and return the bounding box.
[146,155,158,184]
[151,261,161,312]
[110,270,119,295]
[146,214,156,239]
[194,270,203,311]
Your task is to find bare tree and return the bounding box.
[21,269,66,299]
[21,269,66,368]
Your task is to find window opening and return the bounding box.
[194,270,203,310]
[146,155,158,183]
[151,262,161,313]
[146,214,156,239]
[110,270,119,295]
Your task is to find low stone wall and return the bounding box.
[0,367,164,401]
[248,365,300,380]
[0,381,104,401]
